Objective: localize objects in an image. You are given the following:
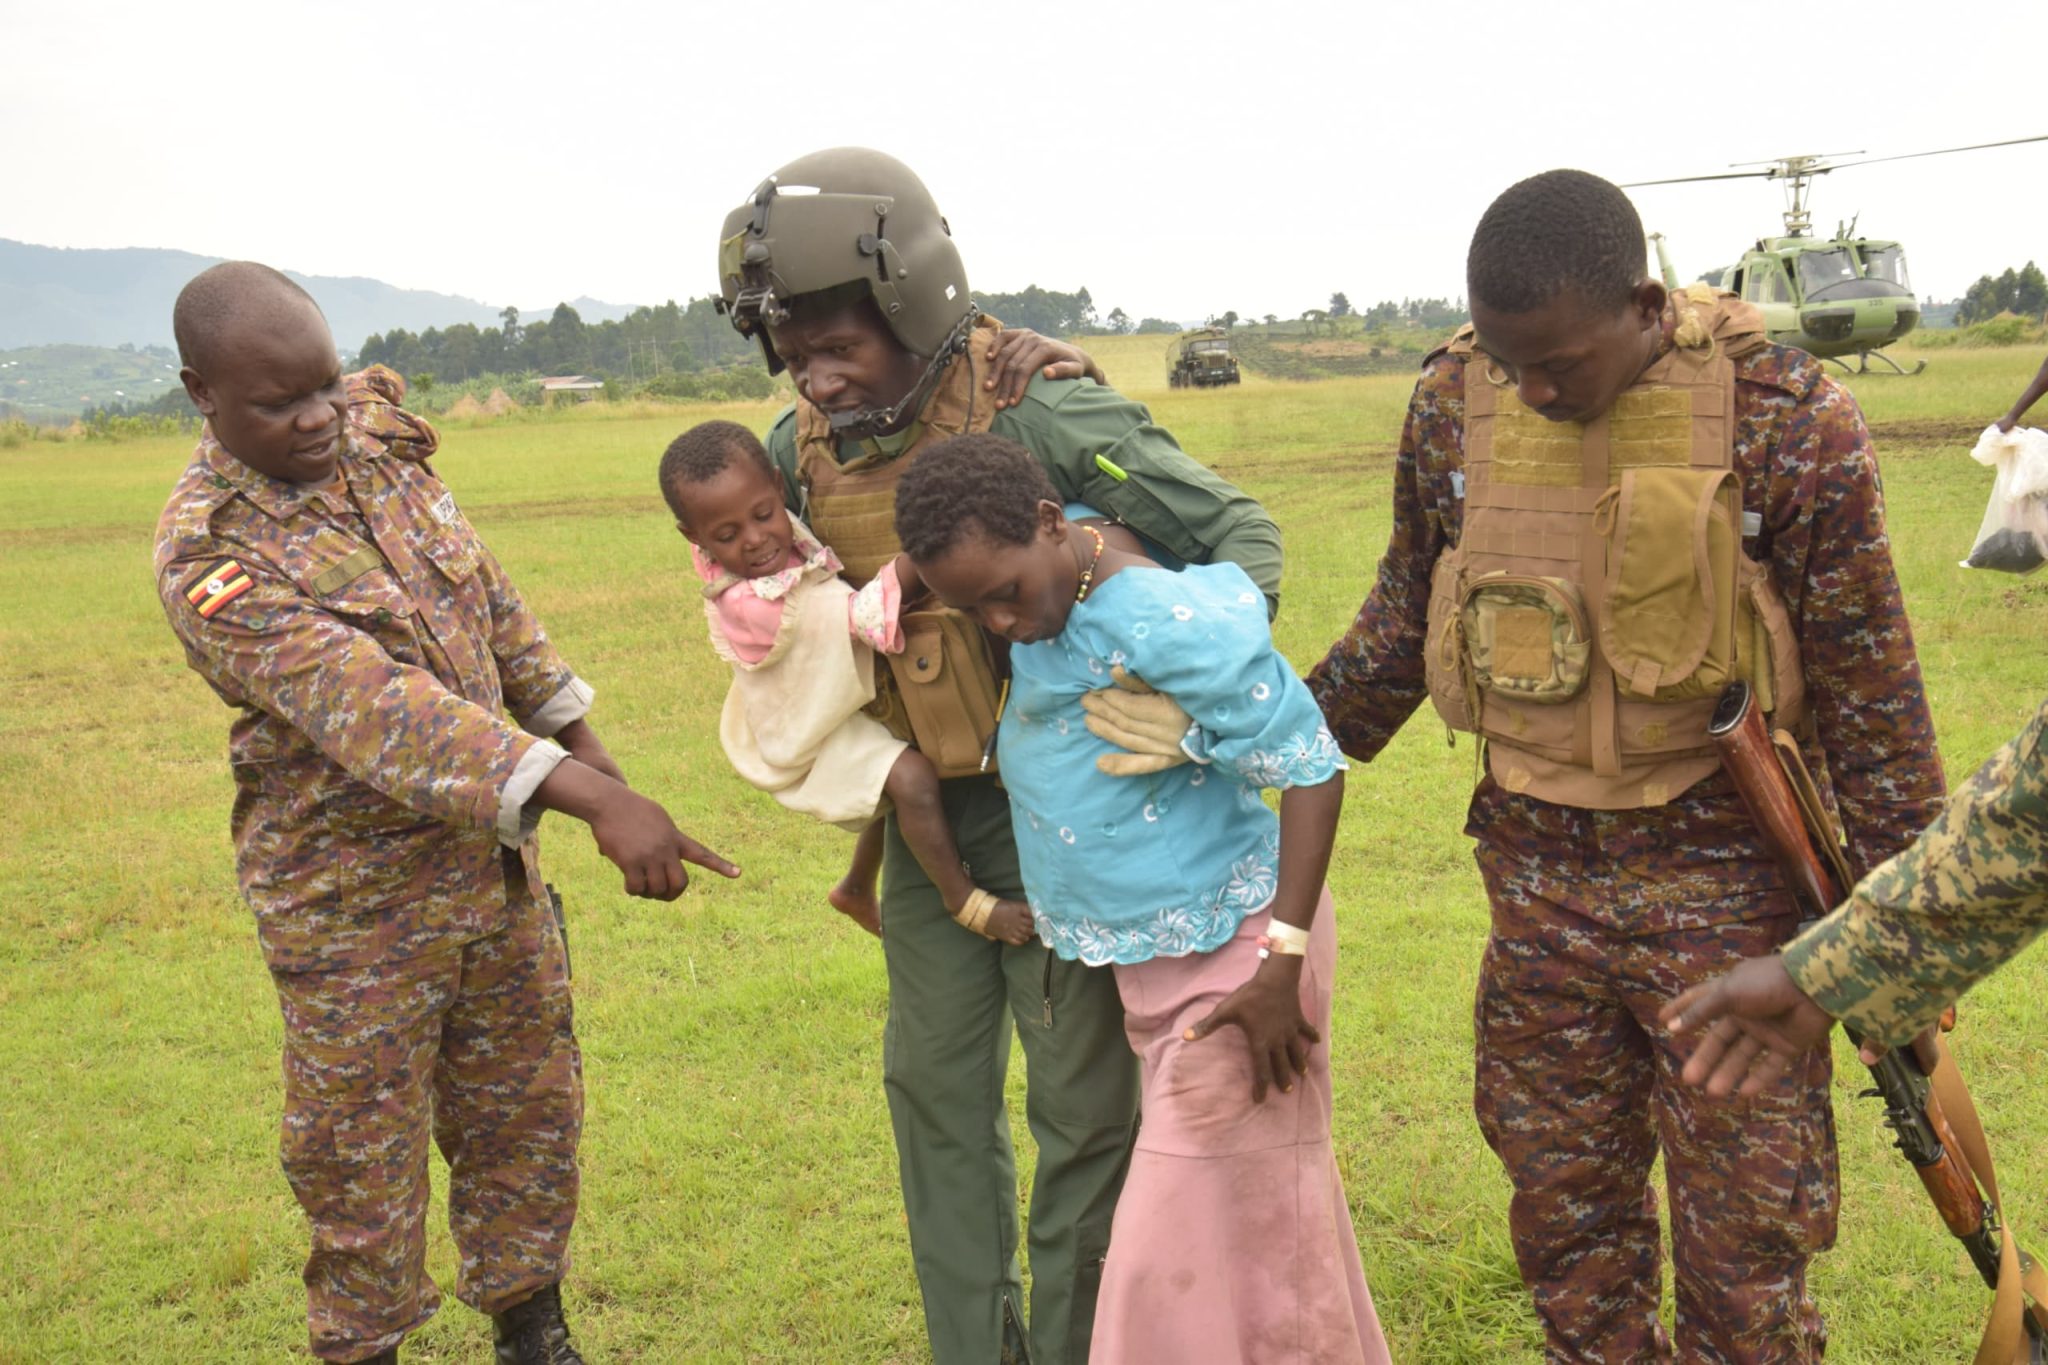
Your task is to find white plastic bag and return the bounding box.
[1961,424,2048,574]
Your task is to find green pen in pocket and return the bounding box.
[1093,453,1129,483]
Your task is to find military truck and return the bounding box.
[1166,327,1241,388]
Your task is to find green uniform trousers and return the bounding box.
[881,773,1139,1365]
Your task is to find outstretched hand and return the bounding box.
[1185,958,1320,1103]
[1080,665,1193,776]
[984,329,1106,409]
[1660,954,1834,1097]
[588,788,742,901]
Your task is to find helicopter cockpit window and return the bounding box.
[1797,249,1860,296]
[1746,263,1792,304]
[1862,246,1911,291]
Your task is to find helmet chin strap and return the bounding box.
[825,310,980,442]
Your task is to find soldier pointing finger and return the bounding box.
[155,262,736,1365]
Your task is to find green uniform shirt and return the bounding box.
[765,373,1284,617]
[1784,693,2048,1047]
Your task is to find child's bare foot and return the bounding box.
[827,877,883,937]
[987,899,1036,946]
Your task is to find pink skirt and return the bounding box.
[1093,891,1390,1364]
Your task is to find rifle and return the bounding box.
[1709,680,2048,1363]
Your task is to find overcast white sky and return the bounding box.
[6,0,2045,322]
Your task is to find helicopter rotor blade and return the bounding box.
[1620,171,1774,188]
[1728,151,1862,170]
[1827,134,2048,170]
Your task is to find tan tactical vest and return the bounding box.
[796,318,1007,778]
[1423,287,1806,810]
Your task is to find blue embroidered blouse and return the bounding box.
[999,560,1345,966]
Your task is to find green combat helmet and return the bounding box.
[716,147,977,440]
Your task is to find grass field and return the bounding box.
[3,339,2045,1363]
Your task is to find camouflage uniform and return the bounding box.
[155,369,588,1363]
[1306,312,1947,1362]
[1786,693,2048,1050]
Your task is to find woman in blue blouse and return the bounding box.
[895,434,1388,1365]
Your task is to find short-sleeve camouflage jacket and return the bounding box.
[1785,693,2048,1047]
[155,368,589,971]
[1305,315,1947,933]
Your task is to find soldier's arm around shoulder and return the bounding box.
[995,373,1283,618]
[158,535,543,833]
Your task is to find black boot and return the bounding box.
[491,1282,586,1365]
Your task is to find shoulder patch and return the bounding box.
[184,557,254,618]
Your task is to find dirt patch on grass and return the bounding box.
[1869,418,1986,451]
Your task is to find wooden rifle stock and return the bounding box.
[1710,681,2047,1357]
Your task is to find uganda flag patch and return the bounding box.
[186,558,254,618]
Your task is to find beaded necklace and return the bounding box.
[1073,524,1107,604]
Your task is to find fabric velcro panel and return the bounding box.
[1493,607,1558,683]
[1489,395,1584,488]
[1606,388,1696,472]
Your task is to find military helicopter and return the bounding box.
[1626,136,2048,375]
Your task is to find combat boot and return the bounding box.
[491,1282,585,1365]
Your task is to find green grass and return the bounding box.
[3,346,2046,1362]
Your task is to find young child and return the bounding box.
[893,432,1390,1364]
[660,421,1032,944]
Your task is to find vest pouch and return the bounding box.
[885,607,1004,779]
[1599,467,1740,702]
[1423,554,1476,733]
[1743,563,1808,724]
[1461,573,1591,704]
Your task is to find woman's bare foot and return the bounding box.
[987,899,1036,946]
[827,877,883,937]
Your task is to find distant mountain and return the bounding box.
[0,240,643,350]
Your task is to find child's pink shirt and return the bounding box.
[692,526,905,666]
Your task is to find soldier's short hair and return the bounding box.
[1467,170,1646,315]
[659,420,779,522]
[894,432,1059,562]
[173,262,322,373]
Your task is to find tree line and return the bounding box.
[355,286,1189,388]
[1954,263,2048,326]
[358,298,759,385]
[359,281,1475,399]
[976,286,1180,337]
[1200,294,1469,334]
